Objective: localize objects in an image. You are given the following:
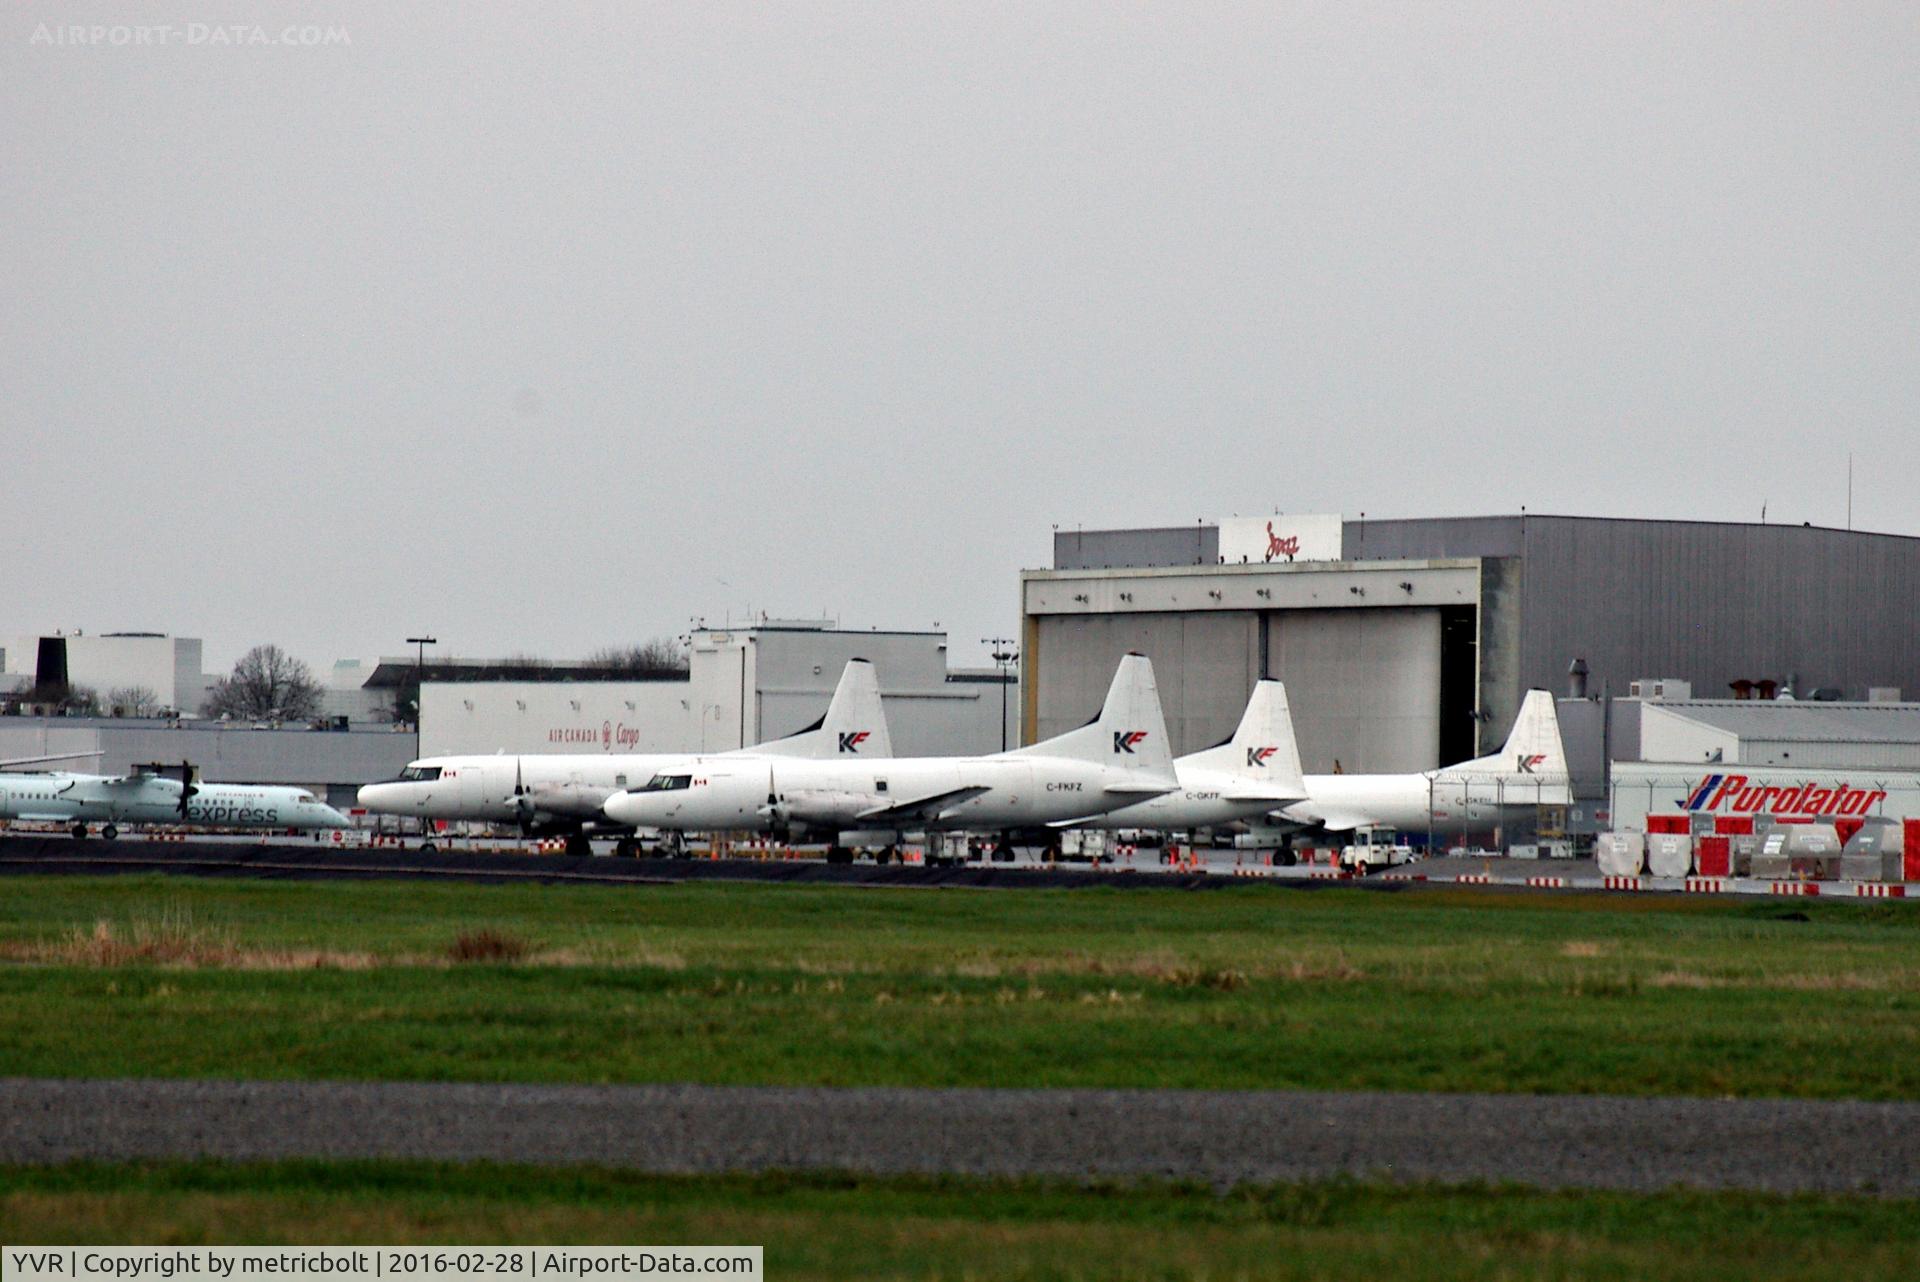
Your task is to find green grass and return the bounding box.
[1,876,1917,1096]
[4,1161,1918,1280]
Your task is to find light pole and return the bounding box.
[983,637,1018,752]
[405,636,436,758]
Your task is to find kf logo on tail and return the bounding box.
[1516,753,1546,773]
[838,731,871,754]
[1113,731,1148,754]
[1246,746,1278,768]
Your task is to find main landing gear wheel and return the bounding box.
[101,824,119,841]
[615,837,638,859]
[565,832,593,858]
[70,823,88,840]
[418,840,438,854]
[873,846,896,866]
[991,842,1015,863]
[827,846,855,865]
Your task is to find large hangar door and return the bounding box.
[1265,608,1441,773]
[1032,612,1259,753]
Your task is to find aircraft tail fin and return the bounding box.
[1010,653,1175,778]
[1441,689,1568,780]
[1179,679,1307,796]
[747,659,893,760]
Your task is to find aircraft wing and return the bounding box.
[1223,790,1308,805]
[1304,810,1371,833]
[855,786,991,824]
[1102,782,1177,796]
[0,750,104,770]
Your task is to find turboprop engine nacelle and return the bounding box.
[525,784,616,819]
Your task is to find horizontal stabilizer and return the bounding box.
[0,750,104,771]
[1222,790,1307,805]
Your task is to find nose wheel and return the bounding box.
[101,824,119,841]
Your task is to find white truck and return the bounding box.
[1339,825,1415,874]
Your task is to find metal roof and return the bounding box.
[1647,700,1920,746]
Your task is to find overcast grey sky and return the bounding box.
[4,3,1914,674]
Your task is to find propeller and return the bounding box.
[176,760,198,818]
[506,757,535,834]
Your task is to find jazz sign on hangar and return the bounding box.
[1217,514,1343,564]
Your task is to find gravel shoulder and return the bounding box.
[4,1078,1915,1195]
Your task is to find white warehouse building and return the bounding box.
[418,621,1017,760]
[2,632,208,714]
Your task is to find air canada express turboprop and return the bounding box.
[0,759,351,840]
[601,653,1179,860]
[1273,688,1571,836]
[356,659,892,855]
[1073,679,1308,833]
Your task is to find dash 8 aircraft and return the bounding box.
[357,658,892,855]
[0,760,351,840]
[602,653,1180,860]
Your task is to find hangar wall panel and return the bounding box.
[1264,608,1441,774]
[1518,518,1920,706]
[1032,612,1259,754]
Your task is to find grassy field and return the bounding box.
[4,1161,1918,1280]
[0,875,1917,1096]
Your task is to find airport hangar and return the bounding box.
[1021,513,1920,778]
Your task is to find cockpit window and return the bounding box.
[398,766,442,782]
[636,773,692,792]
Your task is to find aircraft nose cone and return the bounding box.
[357,783,390,811]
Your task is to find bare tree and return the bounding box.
[19,681,98,715]
[586,637,688,674]
[108,685,161,717]
[203,645,321,721]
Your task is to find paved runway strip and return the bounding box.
[4,1078,1916,1194]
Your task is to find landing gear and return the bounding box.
[101,824,119,842]
[661,831,685,859]
[70,823,88,840]
[873,846,898,866]
[565,832,593,858]
[826,845,855,865]
[991,839,1015,863]
[419,840,438,854]
[614,837,639,859]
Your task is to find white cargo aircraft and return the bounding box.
[1272,689,1571,837]
[0,759,352,840]
[1074,679,1307,834]
[356,658,892,855]
[601,653,1180,861]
